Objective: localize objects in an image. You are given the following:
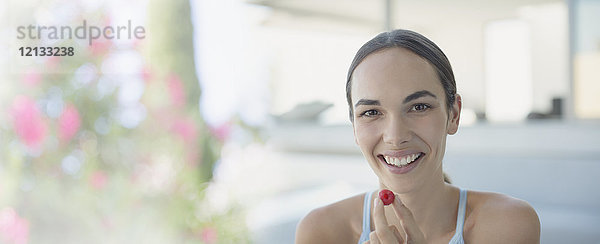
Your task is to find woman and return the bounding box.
[295,29,540,244]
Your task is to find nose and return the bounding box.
[382,115,412,146]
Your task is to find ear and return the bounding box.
[447,94,462,135]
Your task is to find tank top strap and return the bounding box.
[454,188,468,236]
[358,190,374,243]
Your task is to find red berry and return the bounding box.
[379,189,395,205]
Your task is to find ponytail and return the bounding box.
[443,172,451,184]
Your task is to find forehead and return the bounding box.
[350,48,442,100]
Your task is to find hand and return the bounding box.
[363,192,426,244]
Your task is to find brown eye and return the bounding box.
[411,103,431,112]
[360,109,380,117]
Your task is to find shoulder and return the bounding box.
[295,192,367,244]
[465,191,540,244]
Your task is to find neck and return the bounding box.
[383,180,459,239]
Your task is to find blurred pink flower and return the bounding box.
[167,74,186,108]
[200,226,218,244]
[0,208,29,244]
[44,56,61,71]
[46,55,60,67]
[11,96,46,149]
[210,122,231,142]
[171,118,198,144]
[22,69,41,87]
[90,39,111,56]
[141,66,153,83]
[90,170,108,190]
[58,104,81,142]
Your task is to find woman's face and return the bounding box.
[350,48,460,192]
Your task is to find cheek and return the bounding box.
[354,123,380,149]
[412,113,448,149]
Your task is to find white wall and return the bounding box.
[521,3,569,113]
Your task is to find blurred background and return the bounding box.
[1,0,599,243]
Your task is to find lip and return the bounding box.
[377,151,424,174]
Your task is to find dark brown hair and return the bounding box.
[346,29,457,122]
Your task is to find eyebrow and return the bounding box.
[354,99,380,108]
[403,90,437,103]
[354,90,437,108]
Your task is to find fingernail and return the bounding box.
[374,198,380,207]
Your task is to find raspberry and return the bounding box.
[379,189,395,205]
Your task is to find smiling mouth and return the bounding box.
[379,153,424,167]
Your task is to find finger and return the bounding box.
[372,197,397,243]
[391,195,425,243]
[390,225,404,243]
[369,231,379,244]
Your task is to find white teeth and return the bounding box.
[400,157,408,165]
[383,153,421,167]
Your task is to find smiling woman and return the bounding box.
[295,29,541,244]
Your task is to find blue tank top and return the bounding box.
[357,188,467,244]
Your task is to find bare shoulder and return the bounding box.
[295,193,366,244]
[465,190,540,244]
